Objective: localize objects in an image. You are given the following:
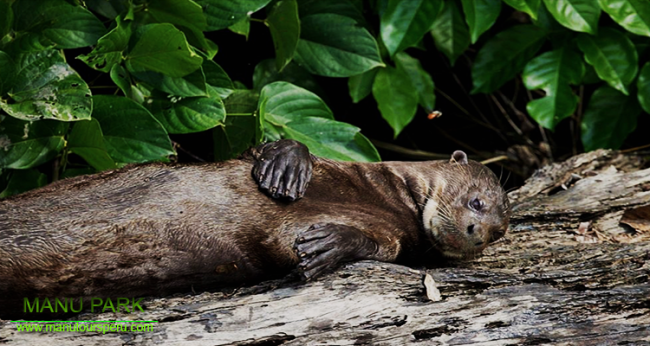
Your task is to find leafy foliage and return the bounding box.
[0,0,649,197]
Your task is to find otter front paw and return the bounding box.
[293,223,377,280]
[252,139,312,201]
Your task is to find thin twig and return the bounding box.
[173,142,206,162]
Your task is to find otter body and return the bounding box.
[0,149,509,306]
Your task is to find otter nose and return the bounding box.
[467,225,485,247]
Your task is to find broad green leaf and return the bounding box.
[523,48,584,129]
[372,66,418,138]
[259,82,379,161]
[0,169,47,198]
[461,0,501,43]
[253,59,324,97]
[638,62,650,113]
[229,18,250,39]
[0,116,67,169]
[196,0,272,31]
[577,28,638,95]
[78,16,131,73]
[91,95,175,163]
[1,49,92,121]
[281,117,381,161]
[125,24,203,78]
[348,68,379,103]
[267,0,300,71]
[394,52,435,111]
[110,64,132,98]
[294,14,384,77]
[0,1,12,40]
[130,68,208,97]
[380,0,443,56]
[13,0,107,49]
[503,0,541,19]
[542,0,600,34]
[430,1,471,66]
[145,0,207,33]
[85,0,127,21]
[298,0,367,25]
[139,0,214,58]
[68,118,117,171]
[259,82,333,123]
[225,89,260,116]
[581,86,641,151]
[0,51,16,95]
[203,59,234,98]
[598,0,650,37]
[472,25,546,93]
[148,90,226,134]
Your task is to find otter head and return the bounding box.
[421,150,510,260]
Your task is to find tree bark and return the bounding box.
[1,149,649,345]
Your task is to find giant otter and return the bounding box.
[0,140,509,316]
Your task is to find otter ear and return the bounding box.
[450,150,468,165]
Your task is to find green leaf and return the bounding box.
[471,25,546,94]
[461,0,501,43]
[581,86,641,151]
[68,118,117,171]
[542,0,600,34]
[503,0,541,19]
[125,24,203,78]
[380,0,443,56]
[0,169,47,198]
[85,0,127,21]
[523,48,584,129]
[0,1,12,40]
[372,66,418,138]
[267,0,300,71]
[0,116,67,169]
[0,51,16,96]
[577,28,638,95]
[196,0,272,31]
[1,49,92,121]
[229,18,250,39]
[148,90,226,134]
[130,68,208,97]
[78,16,131,73]
[253,59,324,97]
[91,95,175,163]
[598,0,650,37]
[394,52,435,111]
[294,14,384,77]
[281,117,381,161]
[348,68,379,103]
[13,0,107,49]
[259,82,333,123]
[145,0,207,33]
[430,0,471,66]
[638,62,650,113]
[110,64,132,97]
[297,0,367,25]
[259,81,379,161]
[203,59,235,98]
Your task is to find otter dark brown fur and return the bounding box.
[0,141,509,316]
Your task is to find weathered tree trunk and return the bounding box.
[1,149,649,345]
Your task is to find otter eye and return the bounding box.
[469,198,483,211]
